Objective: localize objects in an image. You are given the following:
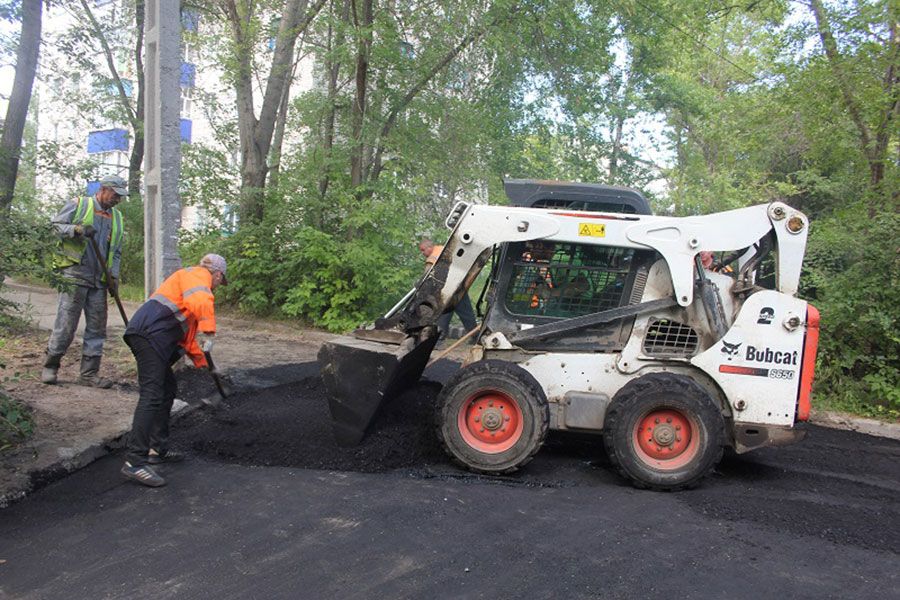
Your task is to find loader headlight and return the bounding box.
[786,216,805,234]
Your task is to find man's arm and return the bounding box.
[50,200,80,238]
[184,336,209,368]
[183,290,217,368]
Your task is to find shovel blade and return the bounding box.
[318,334,438,446]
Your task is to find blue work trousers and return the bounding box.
[437,292,478,337]
[47,285,109,358]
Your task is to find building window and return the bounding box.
[181,87,193,117]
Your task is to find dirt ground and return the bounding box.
[0,280,468,503]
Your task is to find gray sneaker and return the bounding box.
[121,462,166,487]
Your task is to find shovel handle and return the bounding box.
[87,235,129,326]
[204,351,229,400]
[426,325,480,368]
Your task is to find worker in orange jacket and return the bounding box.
[120,254,227,487]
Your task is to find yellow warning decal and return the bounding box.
[578,223,606,237]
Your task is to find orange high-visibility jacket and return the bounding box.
[425,244,443,266]
[142,266,217,368]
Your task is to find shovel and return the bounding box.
[200,350,230,409]
[86,234,129,327]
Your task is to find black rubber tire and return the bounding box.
[437,360,549,474]
[603,372,724,491]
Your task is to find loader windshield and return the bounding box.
[504,241,637,318]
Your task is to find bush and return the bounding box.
[198,186,423,332]
[0,207,70,313]
[803,204,899,419]
[0,391,34,452]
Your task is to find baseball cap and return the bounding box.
[200,253,228,284]
[99,174,128,196]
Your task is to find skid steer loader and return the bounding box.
[318,180,820,490]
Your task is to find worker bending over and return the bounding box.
[120,254,228,487]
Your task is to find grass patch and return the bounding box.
[0,314,38,451]
[812,380,900,421]
[0,391,35,452]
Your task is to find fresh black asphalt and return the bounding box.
[1,361,898,599]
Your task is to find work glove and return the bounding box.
[196,332,215,353]
[108,277,119,297]
[74,224,96,238]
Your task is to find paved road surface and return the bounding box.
[1,363,898,599]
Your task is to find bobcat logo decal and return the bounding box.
[721,340,742,361]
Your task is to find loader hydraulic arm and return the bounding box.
[370,201,809,338]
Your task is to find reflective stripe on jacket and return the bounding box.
[125,267,217,368]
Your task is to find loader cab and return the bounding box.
[481,181,657,352]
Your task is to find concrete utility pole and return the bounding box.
[143,0,182,297]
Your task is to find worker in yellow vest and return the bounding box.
[42,175,127,387]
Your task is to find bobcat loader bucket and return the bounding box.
[318,332,439,446]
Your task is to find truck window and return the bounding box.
[504,241,636,318]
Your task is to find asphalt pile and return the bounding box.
[172,374,447,473]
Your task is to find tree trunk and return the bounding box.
[268,57,299,189]
[609,112,625,183]
[224,0,326,224]
[0,0,42,220]
[318,0,350,199]
[349,0,374,190]
[79,0,146,197]
[129,0,146,198]
[809,0,898,191]
[368,13,498,185]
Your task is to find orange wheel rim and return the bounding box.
[632,408,699,470]
[457,390,524,454]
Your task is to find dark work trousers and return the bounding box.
[437,292,478,337]
[124,334,178,466]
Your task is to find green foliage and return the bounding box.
[116,192,144,291]
[0,324,35,451]
[0,391,34,452]
[1,0,895,422]
[803,205,899,418]
[197,184,422,332]
[0,206,70,315]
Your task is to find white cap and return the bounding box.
[200,254,228,284]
